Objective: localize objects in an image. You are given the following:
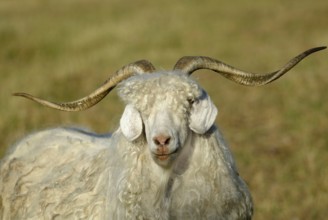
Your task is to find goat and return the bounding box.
[0,46,325,219]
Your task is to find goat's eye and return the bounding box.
[187,99,195,105]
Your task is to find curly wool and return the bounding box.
[0,128,112,219]
[106,127,252,219]
[118,71,202,116]
[0,128,252,219]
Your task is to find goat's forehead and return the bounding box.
[117,71,202,113]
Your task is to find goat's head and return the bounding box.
[118,72,217,167]
[13,46,326,167]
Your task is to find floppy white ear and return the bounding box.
[120,104,143,141]
[189,91,218,134]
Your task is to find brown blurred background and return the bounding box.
[0,0,327,219]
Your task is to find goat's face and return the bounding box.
[119,72,218,167]
[143,101,188,167]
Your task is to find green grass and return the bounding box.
[1,0,327,219]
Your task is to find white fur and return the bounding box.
[0,71,253,219]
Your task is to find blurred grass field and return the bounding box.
[1,0,327,219]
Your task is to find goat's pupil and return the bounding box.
[188,99,195,105]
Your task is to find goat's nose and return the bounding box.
[153,135,171,146]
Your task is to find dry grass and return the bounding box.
[1,0,327,219]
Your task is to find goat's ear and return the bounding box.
[189,91,218,134]
[120,104,143,141]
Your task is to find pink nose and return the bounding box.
[153,135,171,146]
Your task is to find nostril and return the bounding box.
[164,137,171,145]
[154,138,160,146]
[153,135,171,146]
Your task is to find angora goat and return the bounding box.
[0,47,325,220]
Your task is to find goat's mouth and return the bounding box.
[152,148,179,161]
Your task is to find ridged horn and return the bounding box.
[13,60,156,111]
[173,46,326,86]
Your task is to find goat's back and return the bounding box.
[0,127,112,219]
